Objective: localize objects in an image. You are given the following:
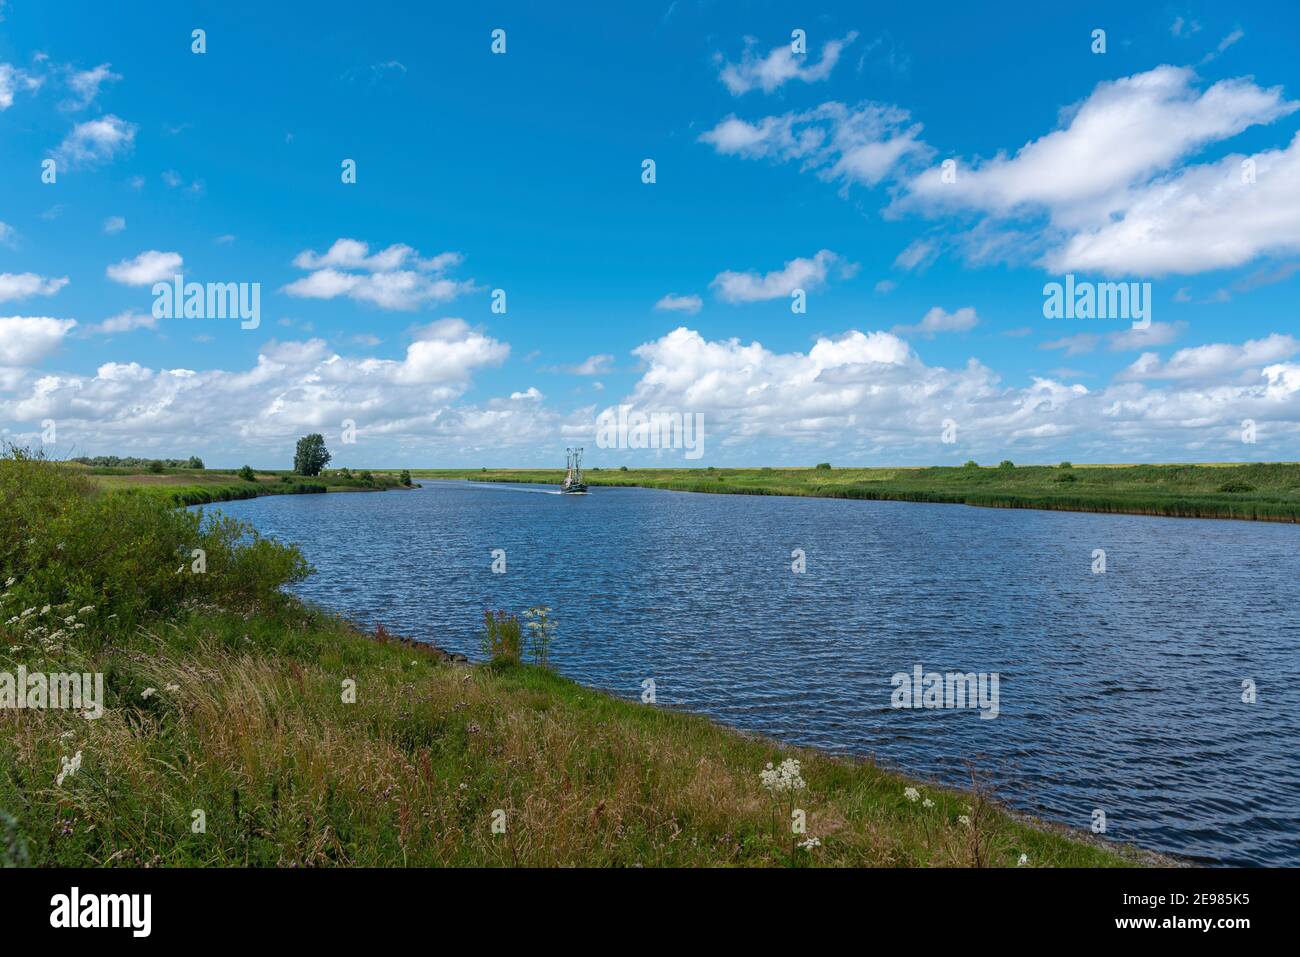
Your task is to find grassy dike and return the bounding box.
[0,453,1144,867]
[408,461,1300,523]
[82,463,407,506]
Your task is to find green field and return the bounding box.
[77,463,408,506]
[0,451,1152,867]
[403,462,1300,522]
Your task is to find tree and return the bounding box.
[399,469,412,487]
[185,456,205,470]
[293,434,331,476]
[238,464,256,482]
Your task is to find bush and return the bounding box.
[815,463,832,470]
[998,460,1015,470]
[481,610,522,665]
[963,460,979,469]
[399,469,412,487]
[0,448,311,641]
[1059,461,1072,469]
[1054,472,1077,483]
[148,460,165,474]
[619,465,629,472]
[1218,482,1256,493]
[238,465,256,482]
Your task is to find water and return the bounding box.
[208,481,1300,866]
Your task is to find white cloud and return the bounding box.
[711,249,852,303]
[654,293,702,314]
[62,63,121,110]
[1041,334,1101,356]
[1118,333,1299,381]
[52,114,138,169]
[106,250,183,286]
[718,32,857,95]
[0,63,41,110]
[0,273,69,302]
[904,67,1295,227]
[1107,321,1185,352]
[87,311,157,335]
[0,316,78,365]
[284,239,473,310]
[700,101,930,189]
[546,354,613,376]
[102,215,125,234]
[893,306,978,337]
[1046,132,1300,276]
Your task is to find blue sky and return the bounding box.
[2,0,1299,467]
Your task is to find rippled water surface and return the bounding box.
[210,481,1300,865]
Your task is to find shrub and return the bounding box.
[619,465,629,472]
[1218,482,1256,493]
[0,448,311,641]
[481,610,522,665]
[963,460,979,469]
[399,469,412,486]
[998,460,1015,470]
[1054,472,1077,483]
[148,460,165,474]
[1059,461,1073,469]
[815,462,832,470]
[238,464,256,482]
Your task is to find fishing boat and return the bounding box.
[561,447,588,494]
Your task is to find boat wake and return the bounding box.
[466,483,563,495]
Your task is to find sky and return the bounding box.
[1,0,1299,468]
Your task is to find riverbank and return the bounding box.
[406,462,1300,522]
[0,453,1150,866]
[83,464,408,506]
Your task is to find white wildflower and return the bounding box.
[903,787,920,802]
[958,815,971,827]
[4,577,15,588]
[1018,853,1029,867]
[922,798,935,809]
[140,687,157,699]
[797,837,821,850]
[759,758,806,793]
[164,683,179,693]
[56,750,83,787]
[77,606,94,615]
[39,605,50,616]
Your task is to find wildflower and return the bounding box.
[4,577,15,588]
[8,644,20,652]
[63,615,76,625]
[77,606,94,615]
[1018,853,1029,867]
[922,798,935,809]
[958,815,971,827]
[164,683,179,692]
[903,787,920,802]
[59,730,75,741]
[759,758,806,793]
[797,837,821,850]
[56,750,83,787]
[21,607,35,618]
[39,605,50,616]
[140,687,157,699]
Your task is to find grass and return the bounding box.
[403,462,1300,522]
[0,451,1147,867]
[79,463,407,506]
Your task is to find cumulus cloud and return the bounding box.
[654,293,702,314]
[0,273,69,302]
[611,325,1300,461]
[283,238,474,310]
[0,316,78,366]
[897,66,1299,276]
[717,31,857,95]
[52,114,137,169]
[711,250,852,303]
[1118,333,1299,381]
[0,322,512,453]
[106,250,183,286]
[86,311,157,335]
[700,101,930,190]
[892,306,978,338]
[1107,321,1185,352]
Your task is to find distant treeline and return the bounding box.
[71,455,205,470]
